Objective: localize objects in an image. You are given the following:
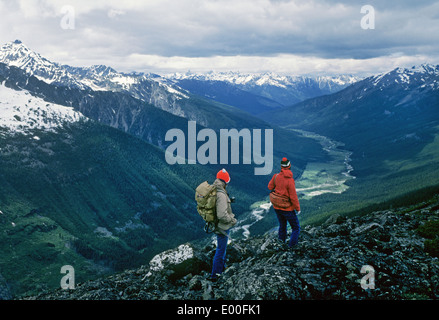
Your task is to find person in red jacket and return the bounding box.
[268,157,301,247]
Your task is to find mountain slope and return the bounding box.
[261,64,439,170]
[166,78,285,115]
[0,82,85,134]
[1,40,280,126]
[0,62,191,148]
[259,64,439,220]
[0,74,216,297]
[0,43,330,298]
[0,40,225,126]
[27,193,439,300]
[0,41,333,232]
[0,115,218,297]
[0,41,328,175]
[0,61,331,213]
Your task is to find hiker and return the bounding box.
[268,157,301,247]
[208,168,237,282]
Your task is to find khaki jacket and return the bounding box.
[213,178,237,232]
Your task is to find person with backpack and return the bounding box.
[268,157,301,248]
[204,168,237,282]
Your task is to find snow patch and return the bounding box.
[163,83,189,99]
[167,71,360,89]
[0,83,86,135]
[110,75,137,86]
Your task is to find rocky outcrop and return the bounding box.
[27,197,439,300]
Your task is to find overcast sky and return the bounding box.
[0,0,438,76]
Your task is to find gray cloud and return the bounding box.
[0,0,438,75]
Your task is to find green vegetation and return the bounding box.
[0,115,323,297]
[0,121,207,296]
[424,239,439,257]
[417,219,439,257]
[417,220,439,239]
[258,71,439,229]
[2,71,438,297]
[280,116,439,227]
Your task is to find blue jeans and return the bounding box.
[275,209,300,247]
[210,230,229,278]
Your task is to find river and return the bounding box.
[231,129,355,239]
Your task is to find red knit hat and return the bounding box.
[217,168,231,184]
[281,157,291,168]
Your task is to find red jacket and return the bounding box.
[268,168,300,212]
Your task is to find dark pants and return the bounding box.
[210,230,229,278]
[275,209,300,247]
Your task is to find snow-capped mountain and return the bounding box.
[0,40,361,117]
[166,71,361,108]
[262,63,439,181]
[263,63,439,128]
[168,70,359,90]
[0,40,190,116]
[0,44,326,300]
[0,40,88,89]
[1,39,438,302]
[0,82,85,135]
[370,64,439,90]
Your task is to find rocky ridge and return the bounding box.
[27,196,439,300]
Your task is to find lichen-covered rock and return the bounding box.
[27,196,439,300]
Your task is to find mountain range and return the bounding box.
[261,63,439,174]
[261,63,439,221]
[0,40,327,297]
[0,40,359,118]
[0,39,438,299]
[165,71,359,115]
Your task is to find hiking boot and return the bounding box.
[275,239,289,251]
[207,274,220,282]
